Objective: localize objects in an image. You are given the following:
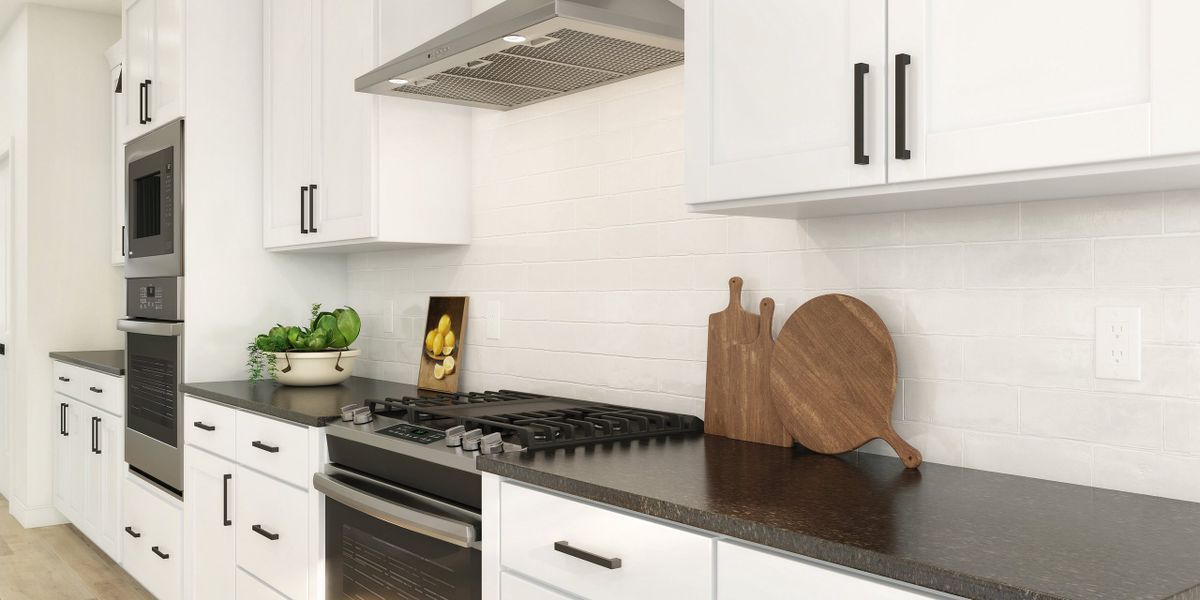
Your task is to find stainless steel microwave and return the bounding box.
[125,119,183,279]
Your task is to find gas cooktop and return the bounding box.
[326,389,704,473]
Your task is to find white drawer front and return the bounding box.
[52,362,81,398]
[717,541,943,600]
[235,410,309,488]
[236,466,309,600]
[185,395,238,458]
[500,572,574,600]
[79,369,123,416]
[499,483,713,600]
[236,568,290,600]
[122,474,182,600]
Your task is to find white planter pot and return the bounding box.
[272,349,360,387]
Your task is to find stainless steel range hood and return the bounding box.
[356,0,684,111]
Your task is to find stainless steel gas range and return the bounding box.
[316,390,703,600]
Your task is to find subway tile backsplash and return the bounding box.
[350,67,1200,502]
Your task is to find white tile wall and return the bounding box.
[350,66,1200,503]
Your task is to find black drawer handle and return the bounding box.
[193,421,216,432]
[251,441,279,453]
[88,386,103,394]
[554,541,622,570]
[57,376,70,382]
[124,526,141,538]
[151,546,169,560]
[252,524,280,541]
[854,62,870,165]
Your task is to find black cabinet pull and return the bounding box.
[222,474,232,527]
[554,541,622,570]
[143,80,152,123]
[193,421,216,432]
[138,81,146,125]
[308,184,318,233]
[252,524,279,541]
[59,403,66,436]
[88,386,103,394]
[124,526,141,538]
[300,186,309,234]
[151,546,169,560]
[895,53,911,160]
[121,225,126,256]
[90,417,98,454]
[94,417,102,455]
[251,441,279,453]
[854,62,870,165]
[57,376,70,382]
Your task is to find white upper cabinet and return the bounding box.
[107,42,126,266]
[263,0,472,251]
[688,0,1200,217]
[687,0,887,202]
[122,0,184,143]
[889,0,1200,182]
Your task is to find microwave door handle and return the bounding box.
[312,473,478,549]
[117,319,184,337]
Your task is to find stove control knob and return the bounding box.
[340,404,361,422]
[479,432,505,455]
[445,425,466,447]
[461,429,484,451]
[351,407,374,425]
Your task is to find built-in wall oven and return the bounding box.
[121,119,184,495]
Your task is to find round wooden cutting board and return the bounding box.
[768,294,922,468]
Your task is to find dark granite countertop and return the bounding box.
[478,434,1200,600]
[180,377,420,427]
[49,350,125,376]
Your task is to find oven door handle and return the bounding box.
[313,472,479,549]
[117,319,184,337]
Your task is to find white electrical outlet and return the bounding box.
[487,300,502,340]
[1096,307,1141,381]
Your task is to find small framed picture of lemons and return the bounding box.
[418,296,468,392]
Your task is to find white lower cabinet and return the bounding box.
[183,395,323,600]
[489,476,954,600]
[50,362,125,562]
[123,471,183,600]
[717,541,941,600]
[499,572,573,600]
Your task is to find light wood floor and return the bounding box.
[0,495,154,600]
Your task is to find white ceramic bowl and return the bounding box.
[271,349,360,387]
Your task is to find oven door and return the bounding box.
[119,318,184,494]
[315,465,482,600]
[125,120,182,278]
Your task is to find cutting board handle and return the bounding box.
[726,277,744,310]
[881,426,923,469]
[758,297,774,341]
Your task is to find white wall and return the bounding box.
[346,64,1200,503]
[0,5,122,525]
[182,0,346,383]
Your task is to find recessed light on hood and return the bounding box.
[356,0,685,111]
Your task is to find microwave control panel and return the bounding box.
[127,276,183,321]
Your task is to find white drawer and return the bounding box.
[500,572,574,600]
[717,541,944,600]
[122,473,182,600]
[235,411,310,488]
[185,395,238,458]
[78,369,123,416]
[52,361,81,398]
[236,466,310,600]
[236,568,290,600]
[499,483,713,600]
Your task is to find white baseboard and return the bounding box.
[8,496,68,528]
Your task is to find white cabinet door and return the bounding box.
[717,541,941,600]
[184,447,236,600]
[235,568,289,600]
[500,572,574,600]
[150,0,184,124]
[235,466,310,600]
[888,0,1200,182]
[312,0,377,244]
[263,0,316,248]
[687,0,887,203]
[79,407,123,562]
[122,0,155,142]
[52,394,82,522]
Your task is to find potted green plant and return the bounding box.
[246,304,362,386]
